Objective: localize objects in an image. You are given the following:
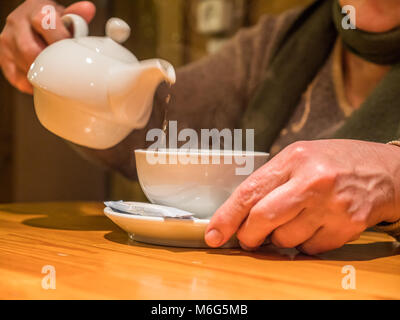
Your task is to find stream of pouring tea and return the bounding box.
[160,86,226,152]
[161,91,171,149]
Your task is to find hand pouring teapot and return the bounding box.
[28,15,176,149]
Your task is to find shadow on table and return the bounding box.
[104,230,400,262]
[4,202,121,232]
[9,202,399,262]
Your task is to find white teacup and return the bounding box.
[135,149,269,219]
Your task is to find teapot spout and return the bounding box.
[140,59,176,85]
[108,59,176,128]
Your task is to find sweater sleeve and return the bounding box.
[73,11,299,179]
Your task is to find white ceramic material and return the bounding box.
[104,206,240,248]
[28,14,176,149]
[135,149,269,219]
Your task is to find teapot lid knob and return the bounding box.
[106,18,131,43]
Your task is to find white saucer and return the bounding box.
[104,207,239,248]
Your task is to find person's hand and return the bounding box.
[205,139,400,255]
[0,0,96,94]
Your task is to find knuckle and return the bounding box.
[235,180,263,208]
[6,13,17,26]
[315,164,337,182]
[285,141,310,159]
[250,206,278,224]
[267,169,285,183]
[316,164,338,184]
[307,164,338,191]
[31,12,44,29]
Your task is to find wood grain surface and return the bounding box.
[0,202,399,299]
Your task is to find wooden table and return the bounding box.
[0,202,399,299]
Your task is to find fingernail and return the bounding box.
[205,229,224,247]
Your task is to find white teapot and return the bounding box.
[28,14,176,149]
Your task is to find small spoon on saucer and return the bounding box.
[104,201,195,219]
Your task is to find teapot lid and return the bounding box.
[28,15,137,105]
[62,15,131,44]
[61,15,135,63]
[74,36,136,64]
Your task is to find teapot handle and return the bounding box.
[61,14,89,38]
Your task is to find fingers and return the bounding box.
[270,208,324,249]
[1,0,96,95]
[29,1,96,45]
[0,32,33,93]
[13,22,46,73]
[1,58,33,94]
[298,226,354,255]
[236,179,305,249]
[205,164,290,247]
[0,0,96,93]
[0,19,43,93]
[64,1,96,23]
[30,6,70,44]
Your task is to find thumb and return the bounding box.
[63,1,96,23]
